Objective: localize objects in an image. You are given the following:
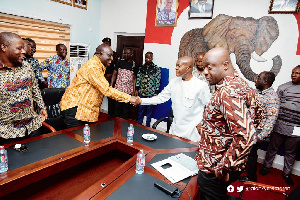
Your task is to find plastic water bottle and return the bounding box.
[0,146,8,173]
[127,124,134,145]
[83,124,90,144]
[136,150,145,174]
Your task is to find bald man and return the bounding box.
[194,47,261,199]
[135,56,211,142]
[60,44,138,128]
[0,32,47,144]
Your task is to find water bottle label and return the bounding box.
[1,155,5,163]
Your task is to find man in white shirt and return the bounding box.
[134,56,211,142]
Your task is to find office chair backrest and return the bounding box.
[40,88,66,133]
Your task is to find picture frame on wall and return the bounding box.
[51,0,72,6]
[189,0,214,19]
[73,0,87,10]
[269,0,299,14]
[155,0,179,27]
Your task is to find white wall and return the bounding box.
[0,0,102,57]
[145,0,300,91]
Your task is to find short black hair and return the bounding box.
[23,38,35,44]
[145,51,153,56]
[102,37,111,43]
[263,71,276,86]
[56,43,65,51]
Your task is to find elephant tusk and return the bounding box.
[251,52,267,62]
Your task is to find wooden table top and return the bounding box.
[0,118,199,200]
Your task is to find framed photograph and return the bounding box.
[51,0,72,6]
[269,0,299,14]
[155,0,179,27]
[189,0,214,19]
[73,0,87,10]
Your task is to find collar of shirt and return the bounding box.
[215,71,239,90]
[259,87,274,95]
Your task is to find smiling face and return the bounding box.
[99,46,113,67]
[291,66,300,84]
[165,0,173,11]
[6,37,26,67]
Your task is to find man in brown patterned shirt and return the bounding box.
[60,44,138,128]
[195,47,260,199]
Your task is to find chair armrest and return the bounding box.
[152,117,168,130]
[42,121,56,133]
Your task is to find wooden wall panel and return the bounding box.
[0,12,70,62]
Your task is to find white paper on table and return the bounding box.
[151,158,194,183]
[292,126,300,137]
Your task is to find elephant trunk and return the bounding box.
[235,41,282,82]
[235,41,258,82]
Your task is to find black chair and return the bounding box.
[39,88,66,134]
[152,109,173,133]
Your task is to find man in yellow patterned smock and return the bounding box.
[60,44,137,128]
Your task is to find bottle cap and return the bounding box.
[0,146,4,149]
[85,124,88,126]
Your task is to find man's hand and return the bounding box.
[40,108,48,122]
[130,96,141,106]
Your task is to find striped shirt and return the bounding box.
[60,55,131,122]
[273,81,300,137]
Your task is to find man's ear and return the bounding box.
[223,61,229,71]
[0,44,7,53]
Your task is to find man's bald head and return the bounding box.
[176,56,194,80]
[0,32,22,48]
[202,47,234,85]
[95,44,113,67]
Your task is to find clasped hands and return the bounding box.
[129,96,142,106]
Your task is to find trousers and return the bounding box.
[263,131,300,174]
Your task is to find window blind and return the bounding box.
[0,12,70,62]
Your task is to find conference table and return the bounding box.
[0,118,200,199]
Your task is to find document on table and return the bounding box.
[151,153,198,183]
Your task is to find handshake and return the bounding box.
[130,96,142,106]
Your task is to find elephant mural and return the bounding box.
[178,14,282,82]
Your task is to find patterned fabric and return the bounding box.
[40,55,70,88]
[156,8,176,25]
[195,72,262,173]
[136,63,161,97]
[26,57,41,81]
[255,87,280,141]
[273,81,300,137]
[114,60,137,95]
[60,55,131,122]
[0,61,45,139]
